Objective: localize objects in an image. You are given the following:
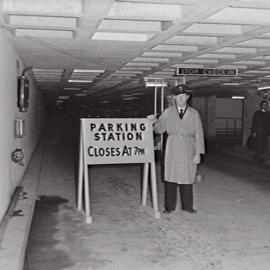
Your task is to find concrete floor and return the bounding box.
[23,115,270,270]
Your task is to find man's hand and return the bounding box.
[147,114,157,124]
[193,154,201,164]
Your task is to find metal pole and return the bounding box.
[154,83,157,115]
[161,84,164,112]
[160,84,164,150]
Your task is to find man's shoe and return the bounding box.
[163,210,173,214]
[183,208,197,214]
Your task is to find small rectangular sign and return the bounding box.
[176,67,238,76]
[81,118,155,165]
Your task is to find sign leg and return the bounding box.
[77,135,83,210]
[84,164,92,224]
[150,162,160,219]
[142,162,149,206]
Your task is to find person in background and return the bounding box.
[149,84,205,214]
[251,100,270,162]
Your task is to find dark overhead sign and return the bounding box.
[176,67,238,76]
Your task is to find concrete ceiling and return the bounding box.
[1,0,270,116]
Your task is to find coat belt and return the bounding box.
[170,133,195,138]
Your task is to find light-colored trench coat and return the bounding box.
[154,105,205,184]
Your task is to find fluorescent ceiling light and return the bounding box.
[198,54,236,59]
[58,96,70,99]
[118,70,143,74]
[133,57,169,62]
[142,51,183,58]
[92,32,155,42]
[236,39,270,47]
[254,56,270,60]
[258,86,270,91]
[75,93,87,96]
[9,15,77,28]
[152,44,197,52]
[126,62,159,67]
[64,87,81,90]
[243,70,270,74]
[108,2,183,19]
[207,7,270,24]
[223,83,242,86]
[184,59,219,64]
[233,60,265,66]
[231,96,245,99]
[15,29,74,38]
[162,68,175,72]
[68,80,93,83]
[183,23,242,35]
[33,69,63,73]
[36,79,61,81]
[112,73,136,77]
[73,69,105,73]
[122,67,152,71]
[215,47,257,54]
[123,97,139,100]
[98,19,162,32]
[115,70,142,74]
[172,64,204,68]
[35,74,62,76]
[166,35,217,45]
[35,76,61,79]
[3,0,82,13]
[154,71,174,75]
[122,94,135,97]
[218,65,247,69]
[82,90,96,93]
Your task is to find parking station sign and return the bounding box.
[78,118,160,223]
[81,118,155,165]
[176,67,238,76]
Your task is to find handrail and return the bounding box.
[216,117,242,136]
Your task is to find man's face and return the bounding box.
[174,93,189,107]
[261,102,268,111]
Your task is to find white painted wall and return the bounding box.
[0,31,42,222]
[216,98,243,118]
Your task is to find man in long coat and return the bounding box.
[251,100,270,162]
[153,84,205,214]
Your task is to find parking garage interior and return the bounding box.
[1,1,270,269]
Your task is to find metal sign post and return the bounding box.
[145,78,168,151]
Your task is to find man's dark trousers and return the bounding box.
[164,181,193,211]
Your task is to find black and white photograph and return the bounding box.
[0,1,270,269]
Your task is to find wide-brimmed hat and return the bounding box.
[170,84,192,95]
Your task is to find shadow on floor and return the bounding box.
[24,196,74,270]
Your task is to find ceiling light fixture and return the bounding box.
[64,87,81,90]
[68,80,92,83]
[223,82,242,86]
[258,86,270,91]
[73,69,105,73]
[232,96,245,99]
